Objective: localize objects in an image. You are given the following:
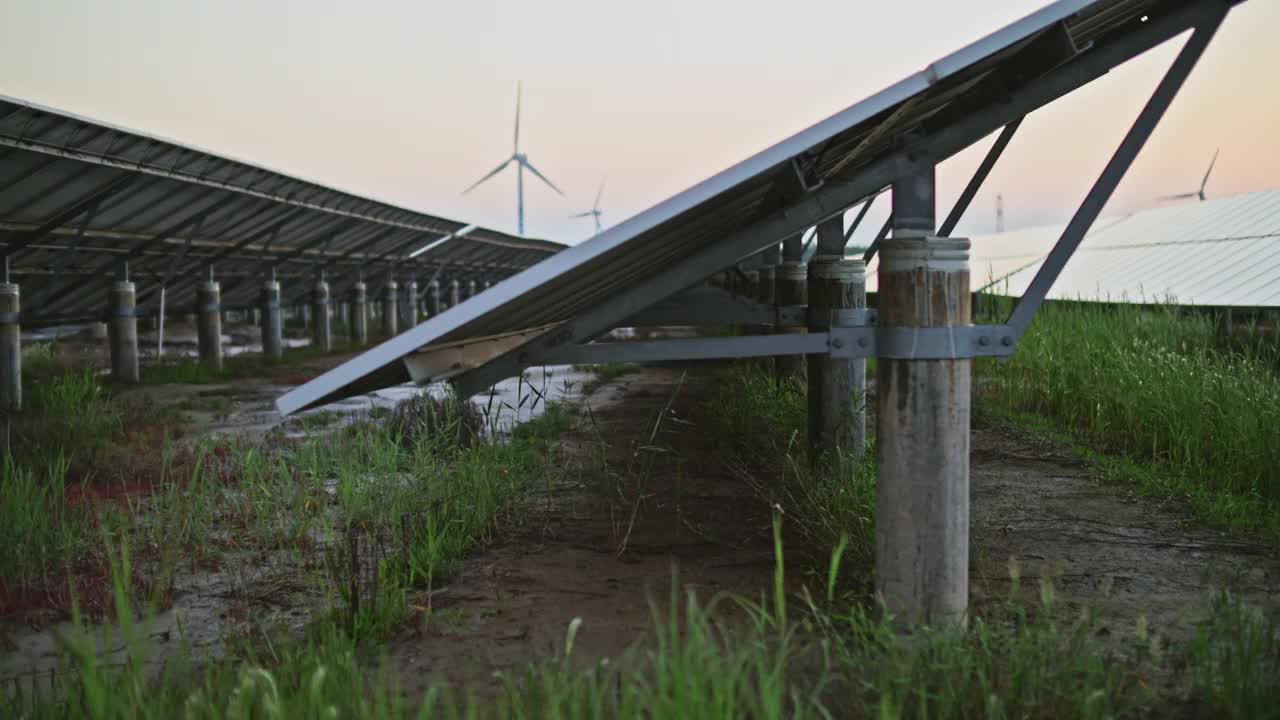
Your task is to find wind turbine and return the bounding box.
[1159,148,1219,202]
[462,82,563,235]
[571,177,606,234]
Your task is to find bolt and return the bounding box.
[978,336,990,346]
[832,337,845,349]
[857,337,869,348]
[1001,336,1013,347]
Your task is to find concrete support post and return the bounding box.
[196,280,223,370]
[108,280,140,383]
[876,167,971,626]
[449,280,461,308]
[807,257,866,463]
[260,280,283,361]
[350,282,368,346]
[382,280,399,337]
[0,282,20,412]
[404,281,419,327]
[312,280,332,353]
[428,281,442,317]
[773,261,807,382]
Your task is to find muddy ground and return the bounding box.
[3,356,1277,701]
[381,363,1280,696]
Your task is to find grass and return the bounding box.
[7,307,1280,716]
[976,301,1280,542]
[138,340,359,385]
[706,363,877,581]
[576,362,637,394]
[14,512,1276,718]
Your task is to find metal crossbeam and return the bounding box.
[1005,7,1225,335]
[449,4,1208,399]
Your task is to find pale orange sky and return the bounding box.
[2,0,1276,245]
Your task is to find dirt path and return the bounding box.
[387,365,781,696]
[969,419,1280,641]
[385,362,1280,699]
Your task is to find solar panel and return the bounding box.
[0,95,563,326]
[968,190,1280,306]
[278,0,1243,414]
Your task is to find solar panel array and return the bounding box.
[278,0,1240,413]
[0,95,564,327]
[943,190,1280,307]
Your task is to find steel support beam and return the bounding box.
[414,1,1215,401]
[1006,9,1225,335]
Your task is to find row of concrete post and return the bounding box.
[718,173,972,626]
[0,272,493,412]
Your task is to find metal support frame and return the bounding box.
[1005,10,1224,335]
[534,319,1014,367]
[266,0,1230,417]
[939,118,1023,237]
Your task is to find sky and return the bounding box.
[1,0,1276,247]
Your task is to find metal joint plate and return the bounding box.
[829,324,1017,359]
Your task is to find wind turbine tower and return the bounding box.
[462,82,564,235]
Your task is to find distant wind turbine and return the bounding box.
[1159,148,1219,202]
[462,82,563,235]
[571,177,606,234]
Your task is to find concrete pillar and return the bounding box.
[404,281,419,327]
[807,257,866,464]
[196,280,223,370]
[428,281,442,317]
[467,279,478,300]
[876,168,970,626]
[449,279,461,308]
[0,282,20,412]
[484,279,493,290]
[349,281,368,345]
[260,280,283,361]
[382,280,399,337]
[773,261,807,382]
[312,280,332,352]
[108,281,140,383]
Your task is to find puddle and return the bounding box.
[0,363,597,693]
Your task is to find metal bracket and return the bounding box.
[0,312,19,324]
[829,324,1016,359]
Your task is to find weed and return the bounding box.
[977,302,1280,542]
[1190,592,1280,718]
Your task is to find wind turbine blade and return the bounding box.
[462,157,513,194]
[521,158,564,196]
[1157,191,1199,201]
[514,82,522,154]
[594,177,606,210]
[1199,147,1219,194]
